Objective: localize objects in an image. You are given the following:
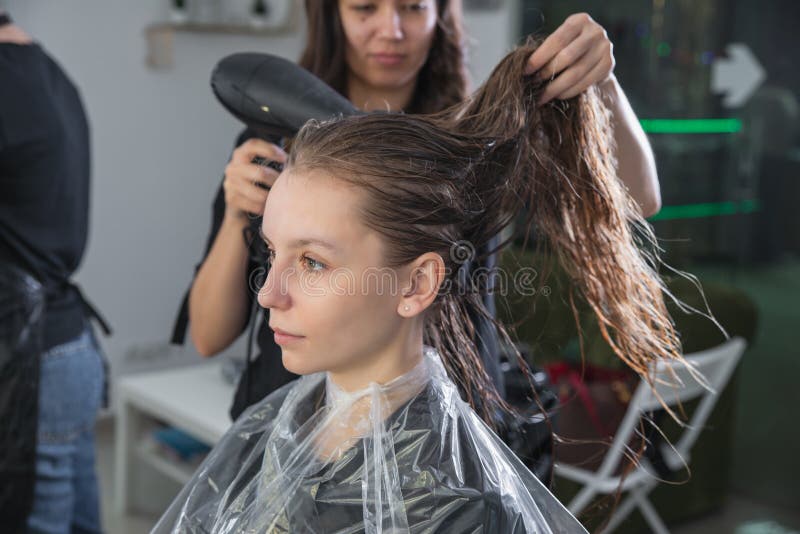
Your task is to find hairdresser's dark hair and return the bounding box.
[299,0,469,114]
[289,36,686,425]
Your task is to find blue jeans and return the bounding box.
[26,328,105,534]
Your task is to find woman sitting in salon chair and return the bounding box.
[155,38,683,533]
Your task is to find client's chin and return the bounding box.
[281,349,318,376]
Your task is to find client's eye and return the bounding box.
[266,249,276,267]
[302,255,327,272]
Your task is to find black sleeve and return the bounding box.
[0,105,5,153]
[170,128,280,344]
[0,45,56,154]
[0,48,18,152]
[0,47,29,153]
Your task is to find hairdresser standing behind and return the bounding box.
[0,11,110,534]
[176,1,660,423]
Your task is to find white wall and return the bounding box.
[4,0,518,380]
[464,0,521,88]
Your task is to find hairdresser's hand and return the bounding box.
[524,13,616,105]
[222,138,287,221]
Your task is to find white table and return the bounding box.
[113,361,234,514]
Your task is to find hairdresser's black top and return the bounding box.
[0,42,108,350]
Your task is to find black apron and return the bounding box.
[0,263,44,531]
[0,262,111,531]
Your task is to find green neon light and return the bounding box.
[640,119,742,134]
[648,199,760,221]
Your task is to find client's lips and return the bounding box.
[270,325,305,345]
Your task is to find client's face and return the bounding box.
[258,168,406,377]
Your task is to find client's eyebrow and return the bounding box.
[259,227,340,253]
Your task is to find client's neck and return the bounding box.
[327,327,424,393]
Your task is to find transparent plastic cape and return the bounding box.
[153,347,586,533]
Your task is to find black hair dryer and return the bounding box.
[210,53,359,140]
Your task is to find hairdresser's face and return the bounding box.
[338,0,437,93]
[258,168,406,377]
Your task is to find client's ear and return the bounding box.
[398,253,446,317]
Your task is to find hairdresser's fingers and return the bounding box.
[553,50,615,101]
[223,187,268,219]
[223,164,275,218]
[524,16,584,75]
[226,171,271,203]
[535,24,605,82]
[539,44,610,104]
[230,138,288,165]
[536,35,599,103]
[239,198,268,218]
[224,182,269,218]
[225,161,280,187]
[225,161,280,189]
[523,12,589,75]
[538,64,591,105]
[558,33,614,90]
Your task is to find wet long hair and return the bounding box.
[299,0,469,114]
[289,37,686,425]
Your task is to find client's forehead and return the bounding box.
[261,167,370,255]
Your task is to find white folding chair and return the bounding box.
[554,337,746,534]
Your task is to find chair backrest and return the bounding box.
[595,337,746,479]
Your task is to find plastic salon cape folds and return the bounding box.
[153,347,586,533]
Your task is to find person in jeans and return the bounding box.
[0,11,110,534]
